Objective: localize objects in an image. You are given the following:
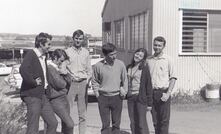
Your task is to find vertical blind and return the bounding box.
[114,19,124,49]
[208,13,221,52]
[130,12,148,50]
[182,10,207,53]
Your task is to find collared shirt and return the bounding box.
[92,59,128,96]
[147,53,176,90]
[65,47,92,80]
[33,48,48,89]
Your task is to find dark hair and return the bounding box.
[51,49,69,61]
[128,48,148,70]
[35,32,52,48]
[102,43,117,56]
[72,29,84,39]
[154,36,166,46]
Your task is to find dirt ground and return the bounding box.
[79,102,221,134]
[1,77,221,134]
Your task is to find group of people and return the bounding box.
[91,36,176,134]
[19,28,176,134]
[20,30,91,134]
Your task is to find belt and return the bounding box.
[153,88,168,92]
[72,78,87,83]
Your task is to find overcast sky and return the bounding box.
[0,0,105,36]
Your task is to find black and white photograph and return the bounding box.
[0,0,221,134]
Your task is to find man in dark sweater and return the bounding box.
[92,43,128,134]
[20,32,57,134]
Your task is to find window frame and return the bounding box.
[179,9,221,56]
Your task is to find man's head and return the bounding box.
[72,29,84,48]
[102,43,117,64]
[51,49,69,66]
[35,32,52,54]
[153,36,166,55]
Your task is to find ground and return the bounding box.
[1,76,221,134]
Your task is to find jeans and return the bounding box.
[151,90,171,134]
[97,94,123,134]
[127,94,149,134]
[23,95,58,134]
[67,80,87,134]
[50,95,74,134]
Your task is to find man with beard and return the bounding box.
[65,29,92,134]
[91,43,128,134]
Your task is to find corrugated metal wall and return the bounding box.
[102,0,153,65]
[152,0,221,93]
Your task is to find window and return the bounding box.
[130,12,148,50]
[114,19,124,49]
[181,10,221,54]
[102,22,111,44]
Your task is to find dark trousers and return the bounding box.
[98,94,123,134]
[151,90,171,134]
[127,95,149,134]
[50,95,74,134]
[23,95,58,134]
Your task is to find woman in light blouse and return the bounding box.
[127,48,153,134]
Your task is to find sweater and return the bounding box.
[46,64,68,99]
[92,59,128,96]
[137,64,153,107]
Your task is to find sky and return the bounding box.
[0,0,105,36]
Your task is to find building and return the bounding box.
[102,0,221,93]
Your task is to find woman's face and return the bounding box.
[134,51,145,63]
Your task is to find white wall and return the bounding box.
[152,0,221,93]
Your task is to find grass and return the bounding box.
[171,88,221,111]
[171,89,205,104]
[0,78,26,134]
[0,101,26,134]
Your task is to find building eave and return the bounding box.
[101,0,109,17]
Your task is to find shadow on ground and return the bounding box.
[120,130,130,134]
[39,130,62,134]
[39,130,129,134]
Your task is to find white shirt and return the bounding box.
[33,48,48,89]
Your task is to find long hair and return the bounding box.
[51,49,69,61]
[127,48,148,70]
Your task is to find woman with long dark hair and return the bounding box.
[127,48,153,134]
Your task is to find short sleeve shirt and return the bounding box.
[147,53,176,89]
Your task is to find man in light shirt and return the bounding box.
[65,29,92,134]
[20,32,57,134]
[147,36,177,134]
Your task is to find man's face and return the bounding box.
[153,40,165,55]
[73,34,84,47]
[40,38,51,54]
[54,55,65,66]
[105,50,117,64]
